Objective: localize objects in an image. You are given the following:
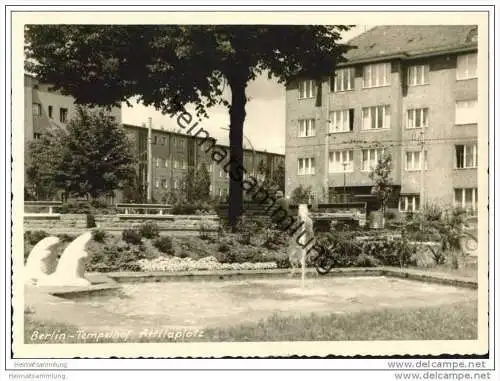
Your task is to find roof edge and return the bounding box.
[338,43,478,67]
[122,123,285,157]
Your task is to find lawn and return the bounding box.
[202,301,477,342]
[25,300,477,343]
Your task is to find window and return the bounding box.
[219,168,229,178]
[173,159,178,169]
[183,159,188,169]
[332,67,355,92]
[330,109,354,133]
[407,108,429,129]
[408,65,430,86]
[32,103,41,116]
[59,108,68,123]
[297,157,316,175]
[329,150,354,173]
[399,195,421,212]
[156,158,160,168]
[161,178,168,189]
[298,119,316,137]
[454,188,478,212]
[298,80,316,99]
[155,179,160,188]
[153,136,158,144]
[173,179,179,189]
[455,100,478,125]
[33,133,41,140]
[361,148,384,171]
[405,151,428,171]
[161,137,166,145]
[164,159,169,168]
[455,143,477,169]
[48,105,53,119]
[363,62,391,88]
[457,53,477,80]
[362,105,391,130]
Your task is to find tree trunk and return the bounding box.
[227,76,247,229]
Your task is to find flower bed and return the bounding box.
[136,255,278,272]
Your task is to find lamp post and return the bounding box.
[342,162,348,204]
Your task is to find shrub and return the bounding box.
[153,236,174,254]
[316,231,362,268]
[216,250,237,263]
[24,230,49,246]
[139,221,160,239]
[92,229,106,243]
[57,201,92,214]
[384,210,397,221]
[122,229,142,245]
[87,244,144,273]
[218,243,231,253]
[423,203,443,222]
[355,253,380,267]
[263,227,289,249]
[172,200,214,215]
[57,233,77,242]
[276,257,291,269]
[86,213,97,228]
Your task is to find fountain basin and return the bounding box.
[25,274,476,339]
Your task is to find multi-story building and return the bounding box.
[24,74,122,146]
[285,25,478,216]
[123,124,284,202]
[24,74,284,201]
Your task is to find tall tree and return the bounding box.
[55,107,136,199]
[25,25,352,226]
[193,162,211,202]
[26,127,66,200]
[369,152,394,228]
[265,162,285,193]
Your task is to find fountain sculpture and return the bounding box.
[28,232,93,288]
[24,236,60,285]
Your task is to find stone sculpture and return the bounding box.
[37,232,93,287]
[24,236,60,285]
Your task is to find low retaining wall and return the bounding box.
[24,213,87,231]
[99,267,477,289]
[24,213,220,234]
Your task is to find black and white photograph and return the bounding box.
[3,4,497,378]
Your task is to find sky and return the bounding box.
[121,26,368,155]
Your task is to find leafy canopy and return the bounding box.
[25,25,353,116]
[55,107,136,198]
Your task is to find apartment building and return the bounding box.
[285,25,479,216]
[123,124,285,202]
[24,74,284,201]
[24,74,122,146]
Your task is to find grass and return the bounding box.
[202,301,478,342]
[407,263,478,280]
[25,300,477,343]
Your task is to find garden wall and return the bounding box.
[24,214,220,235]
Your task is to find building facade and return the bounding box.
[24,74,122,146]
[285,25,479,216]
[24,74,284,201]
[123,124,285,202]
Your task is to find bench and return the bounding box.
[115,203,173,218]
[24,201,63,216]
